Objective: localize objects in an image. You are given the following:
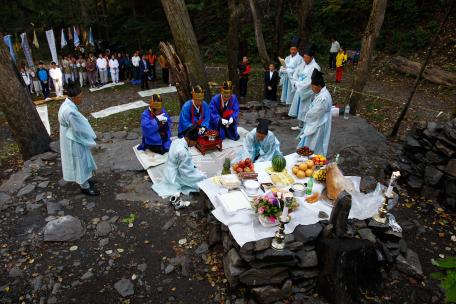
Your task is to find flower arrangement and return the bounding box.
[252,190,299,226]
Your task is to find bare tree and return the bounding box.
[161,0,208,93]
[391,1,454,137]
[227,0,242,91]
[248,0,271,67]
[297,0,314,52]
[348,0,387,115]
[0,35,51,159]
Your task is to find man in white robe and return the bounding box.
[240,119,282,163]
[152,125,206,197]
[279,46,303,105]
[289,47,320,130]
[58,83,99,195]
[298,69,333,156]
[49,62,64,97]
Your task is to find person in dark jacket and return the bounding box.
[139,55,151,90]
[264,63,280,101]
[238,56,251,98]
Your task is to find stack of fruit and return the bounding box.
[232,158,254,173]
[313,168,327,182]
[296,146,313,156]
[292,160,315,179]
[311,155,328,166]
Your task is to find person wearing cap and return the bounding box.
[178,85,210,137]
[297,69,332,156]
[279,46,303,105]
[240,119,282,163]
[49,61,64,97]
[209,81,240,141]
[58,81,99,196]
[138,94,172,154]
[152,124,206,197]
[289,46,321,130]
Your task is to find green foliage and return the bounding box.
[431,257,456,303]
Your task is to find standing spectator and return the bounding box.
[146,49,157,80]
[37,61,50,99]
[124,53,133,81]
[335,47,347,83]
[49,62,64,97]
[139,54,151,90]
[329,36,340,69]
[352,48,360,66]
[118,53,125,81]
[96,53,108,84]
[158,53,169,84]
[30,67,42,97]
[109,54,120,84]
[20,65,33,94]
[70,56,78,83]
[62,56,72,84]
[77,56,87,87]
[238,56,251,98]
[131,51,141,81]
[86,56,97,88]
[264,63,279,101]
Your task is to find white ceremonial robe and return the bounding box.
[58,99,97,185]
[288,58,321,121]
[298,87,333,156]
[279,53,303,105]
[152,138,206,197]
[239,128,282,163]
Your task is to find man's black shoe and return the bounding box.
[81,187,100,196]
[88,179,98,187]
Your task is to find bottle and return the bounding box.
[306,177,314,195]
[344,104,350,120]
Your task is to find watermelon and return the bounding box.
[272,155,286,172]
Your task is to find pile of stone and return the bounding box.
[396,119,456,209]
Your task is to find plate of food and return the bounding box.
[297,146,314,157]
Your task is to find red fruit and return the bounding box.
[249,164,254,170]
[239,161,245,167]
[236,168,243,173]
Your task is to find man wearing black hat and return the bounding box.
[240,119,282,163]
[279,46,303,105]
[289,46,320,131]
[297,69,333,156]
[152,124,207,197]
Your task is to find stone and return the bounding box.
[407,175,423,189]
[137,263,147,272]
[239,242,255,262]
[58,199,70,207]
[223,253,246,287]
[46,201,62,215]
[0,192,11,205]
[47,296,58,304]
[446,159,456,177]
[287,241,304,251]
[95,221,112,237]
[9,266,24,278]
[425,151,446,165]
[49,141,60,153]
[290,269,319,280]
[38,181,50,188]
[102,132,113,141]
[33,151,58,161]
[436,140,455,157]
[112,131,128,139]
[318,211,329,219]
[114,278,134,297]
[295,249,318,268]
[164,264,175,274]
[281,279,293,298]
[239,267,288,286]
[256,249,295,263]
[17,183,36,197]
[0,171,31,194]
[251,286,283,304]
[424,166,444,185]
[80,271,94,280]
[195,242,209,255]
[294,224,322,243]
[396,249,423,277]
[254,238,272,251]
[445,179,456,197]
[30,275,43,291]
[358,228,376,243]
[44,215,85,241]
[126,132,138,140]
[162,218,176,231]
[99,238,109,247]
[222,232,235,251]
[226,248,244,268]
[405,136,421,150]
[208,222,221,246]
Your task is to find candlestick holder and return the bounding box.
[271,217,290,250]
[372,191,393,224]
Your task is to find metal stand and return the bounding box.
[372,192,393,224]
[271,218,290,250]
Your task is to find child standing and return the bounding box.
[335,47,348,83]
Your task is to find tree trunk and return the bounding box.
[0,35,51,160]
[227,0,242,92]
[390,2,454,137]
[297,0,314,53]
[390,56,456,86]
[348,0,387,115]
[161,0,208,95]
[79,0,90,27]
[248,0,271,67]
[272,0,285,60]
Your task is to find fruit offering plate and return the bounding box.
[265,167,288,174]
[270,171,295,187]
[296,146,314,157]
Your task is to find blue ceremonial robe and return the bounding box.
[138,108,172,153]
[298,87,333,156]
[152,138,206,196]
[178,99,210,137]
[240,128,282,163]
[58,98,97,185]
[209,94,240,140]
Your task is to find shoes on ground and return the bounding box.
[81,186,100,196]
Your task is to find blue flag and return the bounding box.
[88,27,94,46]
[3,35,16,63]
[73,26,80,47]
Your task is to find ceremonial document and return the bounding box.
[278,56,286,68]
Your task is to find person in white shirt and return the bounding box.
[96,54,108,84]
[20,65,32,94]
[329,36,340,69]
[131,51,141,81]
[49,62,64,97]
[109,55,119,83]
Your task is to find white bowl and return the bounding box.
[244,180,260,195]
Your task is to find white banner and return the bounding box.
[45,29,58,64]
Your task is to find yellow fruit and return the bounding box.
[306,160,314,169]
[298,163,307,171]
[292,166,299,174]
[296,170,306,179]
[305,169,313,177]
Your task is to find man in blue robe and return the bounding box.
[178,85,210,137]
[138,94,172,154]
[240,119,282,163]
[58,81,99,196]
[298,69,333,156]
[209,81,240,140]
[152,125,206,197]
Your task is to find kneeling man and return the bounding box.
[209,81,240,140]
[138,94,172,154]
[241,119,282,163]
[178,85,210,137]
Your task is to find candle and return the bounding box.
[386,171,401,196]
[281,205,289,222]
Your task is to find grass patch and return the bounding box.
[0,141,20,167]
